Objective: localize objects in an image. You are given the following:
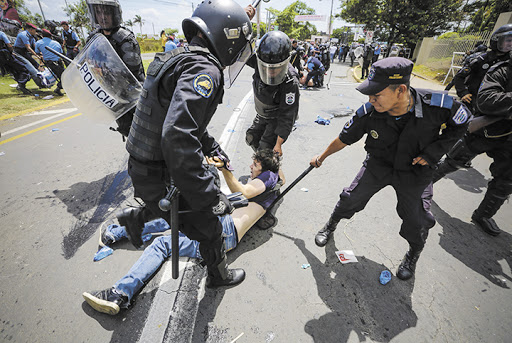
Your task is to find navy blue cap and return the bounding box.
[356,57,414,95]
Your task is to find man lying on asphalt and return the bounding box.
[83,149,282,315]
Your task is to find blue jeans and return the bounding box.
[114,215,237,302]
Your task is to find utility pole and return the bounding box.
[152,22,155,36]
[328,0,334,38]
[36,0,46,22]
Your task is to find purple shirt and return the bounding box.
[251,170,279,210]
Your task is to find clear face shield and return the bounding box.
[224,40,255,89]
[496,31,512,53]
[256,56,290,86]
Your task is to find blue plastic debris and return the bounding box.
[51,128,59,132]
[315,115,330,125]
[93,246,113,262]
[301,264,311,269]
[227,129,235,133]
[379,270,392,285]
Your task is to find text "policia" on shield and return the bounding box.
[79,62,119,109]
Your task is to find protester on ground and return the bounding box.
[112,0,256,289]
[310,57,470,280]
[35,29,65,96]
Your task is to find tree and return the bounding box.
[124,19,134,32]
[63,0,91,41]
[331,27,354,43]
[164,28,179,36]
[267,1,318,41]
[339,0,462,52]
[251,22,267,38]
[463,0,512,32]
[133,15,144,36]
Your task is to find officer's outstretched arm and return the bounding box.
[310,137,347,168]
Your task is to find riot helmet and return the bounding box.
[86,0,123,31]
[490,24,512,53]
[256,30,291,86]
[182,0,253,88]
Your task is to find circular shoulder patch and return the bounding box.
[193,74,214,98]
[482,63,489,70]
[370,130,379,139]
[368,66,376,80]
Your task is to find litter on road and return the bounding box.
[379,270,392,285]
[301,264,311,269]
[93,246,113,262]
[335,250,358,264]
[314,115,330,125]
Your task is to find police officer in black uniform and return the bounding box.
[245,30,300,157]
[60,21,80,61]
[310,57,470,280]
[114,0,255,289]
[290,40,304,75]
[433,28,512,237]
[453,24,512,110]
[0,30,31,94]
[85,0,145,137]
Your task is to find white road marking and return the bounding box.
[2,109,79,136]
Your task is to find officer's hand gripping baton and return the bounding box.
[45,46,73,65]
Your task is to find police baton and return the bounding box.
[266,165,314,212]
[45,46,73,65]
[159,187,248,280]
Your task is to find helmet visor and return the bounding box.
[256,56,290,86]
[87,0,122,30]
[496,30,512,53]
[224,40,254,89]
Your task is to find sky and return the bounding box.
[22,0,352,37]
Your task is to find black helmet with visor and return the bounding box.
[490,24,512,53]
[256,30,291,86]
[86,0,123,31]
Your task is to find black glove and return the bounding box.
[212,193,234,216]
[113,111,134,137]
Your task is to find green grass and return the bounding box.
[413,65,448,83]
[0,75,65,116]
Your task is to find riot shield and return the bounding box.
[61,33,142,124]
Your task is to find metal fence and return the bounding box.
[416,31,492,72]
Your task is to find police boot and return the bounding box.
[315,217,339,247]
[397,245,423,280]
[116,206,150,249]
[471,191,508,236]
[203,237,245,288]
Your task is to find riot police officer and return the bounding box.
[453,24,512,110]
[245,30,300,157]
[113,0,255,289]
[433,28,512,236]
[310,58,469,280]
[86,0,145,137]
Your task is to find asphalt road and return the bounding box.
[0,60,510,343]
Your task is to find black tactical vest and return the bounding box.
[126,46,222,162]
[63,29,78,48]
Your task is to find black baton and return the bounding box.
[267,165,314,212]
[159,186,180,279]
[45,46,73,64]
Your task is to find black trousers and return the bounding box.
[14,47,38,69]
[127,156,224,268]
[45,60,65,89]
[330,166,435,248]
[245,115,278,151]
[1,53,30,85]
[361,60,371,79]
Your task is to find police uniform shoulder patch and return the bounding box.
[355,102,373,117]
[344,118,353,129]
[285,92,295,105]
[452,105,468,125]
[193,73,214,98]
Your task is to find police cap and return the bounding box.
[26,23,37,30]
[356,57,413,95]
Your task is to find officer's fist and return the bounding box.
[212,193,234,216]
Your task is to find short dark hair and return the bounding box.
[292,40,297,45]
[253,149,281,173]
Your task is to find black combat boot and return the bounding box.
[116,206,150,249]
[471,191,508,236]
[397,246,423,280]
[202,238,245,288]
[315,217,339,247]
